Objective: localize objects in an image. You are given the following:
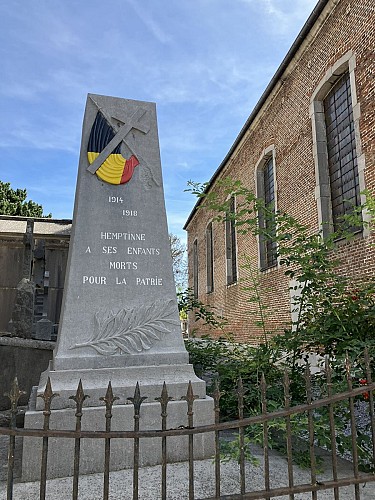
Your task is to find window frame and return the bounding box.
[255,146,278,271]
[206,221,214,293]
[323,72,361,233]
[225,196,238,286]
[193,238,198,299]
[310,51,368,238]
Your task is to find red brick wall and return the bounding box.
[186,0,375,343]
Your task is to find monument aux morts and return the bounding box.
[22,95,213,480]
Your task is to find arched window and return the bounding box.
[256,149,277,271]
[206,222,214,293]
[193,239,198,298]
[310,52,366,236]
[225,196,237,285]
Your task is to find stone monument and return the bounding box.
[22,95,213,480]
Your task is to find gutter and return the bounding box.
[183,0,330,230]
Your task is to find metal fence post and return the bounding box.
[38,377,58,500]
[155,382,172,500]
[237,377,246,496]
[100,382,119,500]
[128,382,147,500]
[182,381,198,500]
[213,379,221,499]
[69,379,89,500]
[4,378,25,500]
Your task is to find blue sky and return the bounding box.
[0,0,317,242]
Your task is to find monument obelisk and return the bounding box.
[22,95,213,480]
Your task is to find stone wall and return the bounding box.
[0,336,54,410]
[0,216,71,338]
[185,0,375,342]
[0,237,25,332]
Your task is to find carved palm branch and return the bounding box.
[70,299,178,355]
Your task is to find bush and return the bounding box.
[185,180,374,471]
[185,336,374,472]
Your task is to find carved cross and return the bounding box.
[86,99,150,174]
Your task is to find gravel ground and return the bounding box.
[0,437,374,499]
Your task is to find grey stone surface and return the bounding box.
[34,363,207,411]
[32,95,205,404]
[52,95,187,374]
[0,339,54,410]
[0,217,70,334]
[33,220,71,236]
[23,397,214,481]
[8,278,34,339]
[0,216,71,235]
[0,336,55,350]
[22,95,214,480]
[35,318,53,341]
[0,218,27,234]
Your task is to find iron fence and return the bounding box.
[0,349,374,499]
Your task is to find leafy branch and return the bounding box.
[71,299,178,355]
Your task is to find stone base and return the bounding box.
[35,363,207,410]
[22,395,214,481]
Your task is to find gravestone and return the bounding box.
[22,95,213,480]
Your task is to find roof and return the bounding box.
[183,0,330,230]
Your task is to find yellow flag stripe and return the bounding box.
[87,152,125,185]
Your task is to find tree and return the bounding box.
[169,233,187,289]
[0,181,51,217]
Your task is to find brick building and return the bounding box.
[184,0,375,343]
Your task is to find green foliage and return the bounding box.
[177,288,227,330]
[187,178,374,367]
[0,181,51,217]
[241,255,275,344]
[245,411,326,472]
[185,179,375,472]
[184,336,228,376]
[185,336,374,472]
[185,337,282,419]
[220,433,260,466]
[276,281,375,373]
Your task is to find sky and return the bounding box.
[0,0,317,243]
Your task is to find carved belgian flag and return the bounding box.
[87,111,139,185]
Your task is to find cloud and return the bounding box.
[239,0,317,35]
[144,56,274,110]
[0,81,50,101]
[0,112,81,153]
[0,0,318,228]
[125,0,172,44]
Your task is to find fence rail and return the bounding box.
[1,349,374,499]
